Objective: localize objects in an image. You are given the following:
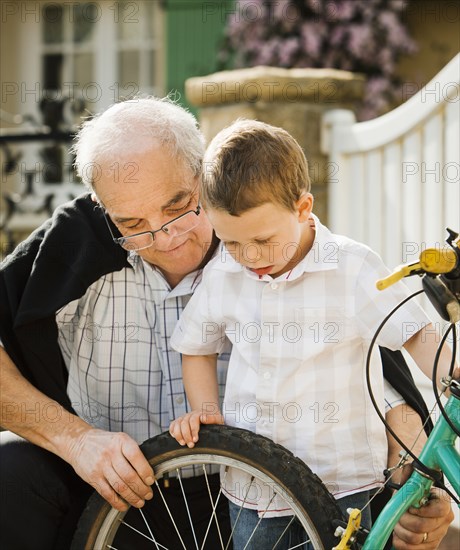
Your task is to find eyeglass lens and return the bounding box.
[119,209,200,251]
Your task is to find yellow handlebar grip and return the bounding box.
[377,235,459,291]
[376,270,405,290]
[376,262,422,290]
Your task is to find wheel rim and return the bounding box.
[92,452,327,549]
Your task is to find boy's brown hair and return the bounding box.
[202,119,311,215]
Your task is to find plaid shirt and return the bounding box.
[57,253,228,445]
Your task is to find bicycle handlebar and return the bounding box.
[376,229,460,323]
[377,246,459,290]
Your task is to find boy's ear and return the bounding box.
[296,193,314,222]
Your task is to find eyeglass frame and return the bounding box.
[102,201,202,251]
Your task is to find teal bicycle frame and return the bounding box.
[363,393,460,549]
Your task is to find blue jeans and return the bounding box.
[228,490,372,550]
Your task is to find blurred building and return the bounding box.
[1,0,229,117]
[0,0,458,248]
[0,0,229,247]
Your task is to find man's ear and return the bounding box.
[90,193,98,203]
[296,193,314,222]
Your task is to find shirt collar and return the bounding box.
[211,214,339,280]
[288,214,339,276]
[127,247,218,298]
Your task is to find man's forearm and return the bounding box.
[0,346,92,462]
[1,346,155,511]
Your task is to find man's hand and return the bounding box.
[385,404,455,549]
[393,489,454,550]
[169,410,224,448]
[66,428,155,512]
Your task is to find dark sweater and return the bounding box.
[0,194,129,411]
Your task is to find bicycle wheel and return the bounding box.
[71,425,344,550]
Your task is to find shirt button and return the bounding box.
[263,371,271,380]
[175,396,184,404]
[271,283,278,290]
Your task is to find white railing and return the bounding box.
[321,55,460,437]
[321,53,460,270]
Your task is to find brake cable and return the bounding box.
[365,290,459,504]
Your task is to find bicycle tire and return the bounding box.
[71,425,344,550]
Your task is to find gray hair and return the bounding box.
[72,96,205,190]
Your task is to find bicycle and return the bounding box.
[71,229,460,550]
[340,228,460,550]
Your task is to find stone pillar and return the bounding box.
[186,67,365,223]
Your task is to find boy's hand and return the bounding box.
[169,410,224,448]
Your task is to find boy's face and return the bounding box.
[207,194,314,278]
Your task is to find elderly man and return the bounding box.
[0,97,453,549]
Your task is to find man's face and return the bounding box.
[95,145,213,286]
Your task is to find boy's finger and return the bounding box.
[169,420,186,446]
[200,413,224,425]
[179,416,195,447]
[189,414,202,443]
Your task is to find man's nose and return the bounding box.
[151,227,180,250]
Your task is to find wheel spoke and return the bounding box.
[116,516,166,547]
[287,540,311,550]
[176,469,200,550]
[224,473,256,550]
[199,464,225,550]
[139,508,162,550]
[242,490,277,550]
[272,515,295,549]
[153,480,188,549]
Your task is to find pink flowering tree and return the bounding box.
[219,0,418,120]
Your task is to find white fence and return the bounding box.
[321,53,460,271]
[321,54,460,426]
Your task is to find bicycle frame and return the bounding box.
[362,393,460,549]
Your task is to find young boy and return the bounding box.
[169,120,450,548]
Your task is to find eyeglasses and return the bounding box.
[103,202,202,252]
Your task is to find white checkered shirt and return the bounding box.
[171,215,431,516]
[56,253,228,445]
